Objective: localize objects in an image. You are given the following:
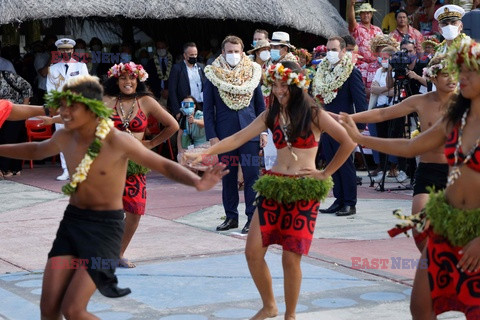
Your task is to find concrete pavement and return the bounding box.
[0,165,465,319]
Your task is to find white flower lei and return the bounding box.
[154,52,173,81]
[204,54,262,110]
[311,52,354,105]
[62,118,114,195]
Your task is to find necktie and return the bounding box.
[161,58,167,74]
[65,64,69,75]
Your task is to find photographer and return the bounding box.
[176,96,207,163]
[386,37,428,98]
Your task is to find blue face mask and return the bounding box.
[311,59,323,65]
[252,40,257,47]
[270,49,281,61]
[180,103,195,116]
[377,57,383,63]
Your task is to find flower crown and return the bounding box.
[263,63,310,91]
[422,62,446,80]
[446,37,480,74]
[107,62,149,82]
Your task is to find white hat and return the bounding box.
[434,5,465,22]
[270,31,295,49]
[55,38,76,49]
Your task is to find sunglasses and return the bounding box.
[181,101,195,108]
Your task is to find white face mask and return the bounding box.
[225,53,242,67]
[326,51,340,65]
[381,61,389,69]
[441,25,460,41]
[259,50,270,61]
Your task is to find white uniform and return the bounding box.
[47,59,89,175]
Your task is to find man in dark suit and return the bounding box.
[313,36,367,216]
[168,42,206,120]
[203,35,266,234]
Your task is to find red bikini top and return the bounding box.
[445,124,480,172]
[111,99,148,133]
[272,118,318,150]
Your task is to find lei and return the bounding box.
[44,90,114,195]
[204,54,262,110]
[435,32,468,54]
[311,52,354,105]
[261,63,310,97]
[153,52,173,81]
[108,62,148,82]
[62,118,113,195]
[446,36,479,75]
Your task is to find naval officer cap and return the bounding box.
[434,5,465,22]
[55,38,76,49]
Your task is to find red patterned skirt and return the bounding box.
[427,231,480,318]
[123,173,147,215]
[254,170,328,255]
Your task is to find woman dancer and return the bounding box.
[339,38,480,319]
[103,62,179,267]
[186,61,355,320]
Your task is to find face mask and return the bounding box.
[270,49,281,61]
[225,53,241,67]
[311,58,323,65]
[326,51,340,65]
[157,49,167,57]
[140,58,149,66]
[381,61,389,69]
[180,102,195,116]
[259,50,270,61]
[252,40,257,47]
[441,25,460,41]
[187,57,197,65]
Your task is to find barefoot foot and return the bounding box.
[118,257,136,268]
[249,306,278,320]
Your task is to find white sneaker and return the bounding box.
[396,170,408,183]
[56,170,70,181]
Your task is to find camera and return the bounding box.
[389,49,414,78]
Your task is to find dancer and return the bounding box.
[103,62,179,268]
[0,75,227,320]
[186,61,355,320]
[339,38,480,319]
[344,54,456,252]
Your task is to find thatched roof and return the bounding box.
[0,0,348,38]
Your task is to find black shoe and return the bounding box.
[241,220,251,234]
[319,203,343,214]
[336,205,356,216]
[216,218,238,231]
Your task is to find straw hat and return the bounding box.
[355,3,377,13]
[270,31,295,49]
[247,39,270,55]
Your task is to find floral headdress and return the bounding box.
[422,54,448,80]
[261,63,310,96]
[446,37,480,75]
[44,90,113,118]
[107,62,149,82]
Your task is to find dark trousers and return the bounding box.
[219,141,260,221]
[0,120,26,173]
[321,134,356,206]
